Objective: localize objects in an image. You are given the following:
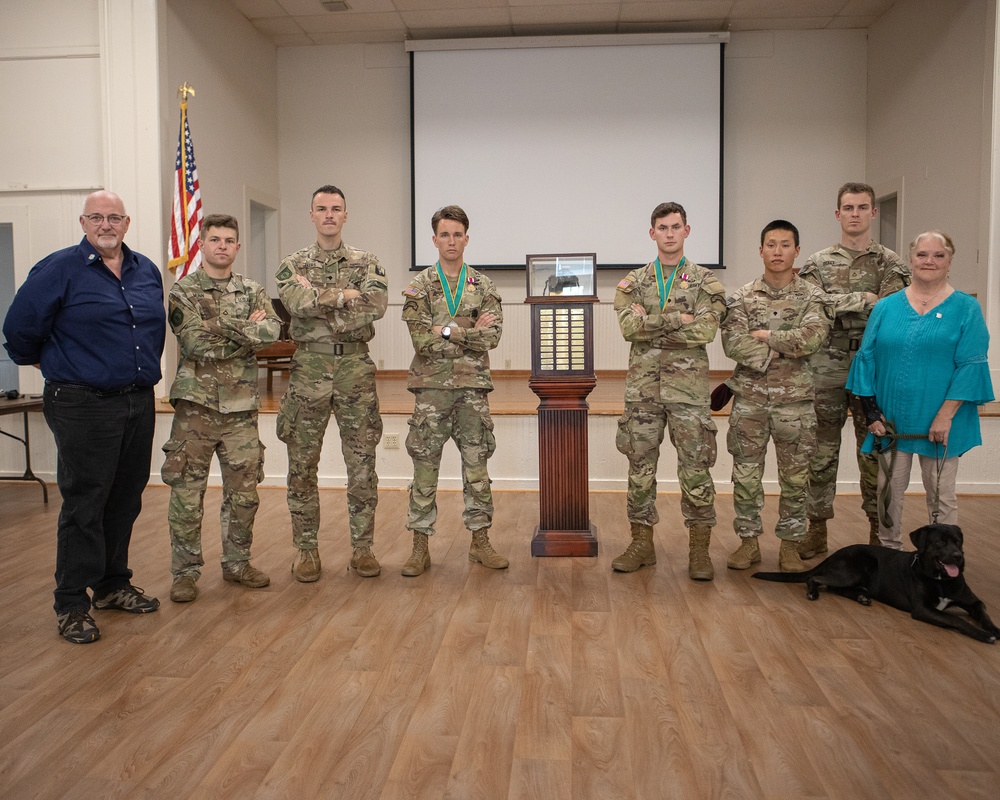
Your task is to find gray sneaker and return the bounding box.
[92,585,160,614]
[56,609,100,644]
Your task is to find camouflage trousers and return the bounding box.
[616,401,718,528]
[405,388,496,535]
[728,398,816,541]
[277,350,382,549]
[161,401,264,578]
[807,385,879,522]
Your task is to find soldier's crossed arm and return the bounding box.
[219,287,282,352]
[324,256,389,334]
[721,291,771,372]
[169,287,249,362]
[656,276,726,349]
[450,289,502,353]
[768,293,833,359]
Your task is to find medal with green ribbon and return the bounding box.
[654,256,685,310]
[435,261,467,320]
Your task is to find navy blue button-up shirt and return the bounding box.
[3,237,166,390]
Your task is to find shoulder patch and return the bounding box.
[169,306,184,327]
[403,285,420,297]
[276,266,293,281]
[616,277,635,292]
[374,262,385,277]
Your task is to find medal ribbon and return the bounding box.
[435,261,467,319]
[654,256,685,310]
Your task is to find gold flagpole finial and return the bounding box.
[178,83,196,104]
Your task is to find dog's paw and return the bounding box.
[857,595,872,606]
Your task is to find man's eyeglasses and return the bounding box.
[82,214,127,225]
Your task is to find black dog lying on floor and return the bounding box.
[753,523,999,643]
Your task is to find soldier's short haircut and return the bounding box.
[909,229,955,257]
[650,202,687,227]
[760,219,800,247]
[432,205,469,234]
[201,214,240,241]
[837,182,876,208]
[312,185,346,208]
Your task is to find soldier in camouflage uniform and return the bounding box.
[798,182,909,557]
[276,185,387,581]
[399,205,507,576]
[162,214,281,602]
[722,220,832,573]
[613,202,727,580]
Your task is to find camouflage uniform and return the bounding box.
[614,260,726,528]
[401,266,501,535]
[275,242,387,550]
[721,276,832,540]
[798,243,908,523]
[162,270,280,578]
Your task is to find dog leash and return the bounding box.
[871,421,947,528]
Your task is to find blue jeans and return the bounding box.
[43,383,155,613]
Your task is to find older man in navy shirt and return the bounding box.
[3,190,166,643]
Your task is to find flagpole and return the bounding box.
[168,83,200,276]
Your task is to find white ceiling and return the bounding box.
[230,0,898,46]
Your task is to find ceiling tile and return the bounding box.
[619,1,734,23]
[839,0,895,15]
[407,24,515,37]
[510,4,619,24]
[512,21,619,35]
[347,0,398,10]
[277,0,332,13]
[292,11,405,30]
[269,32,318,45]
[729,0,843,18]
[400,7,512,27]
[231,0,287,19]
[619,18,726,33]
[393,0,507,11]
[251,16,306,34]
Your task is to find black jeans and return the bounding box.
[43,383,155,614]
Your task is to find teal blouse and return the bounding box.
[846,290,993,457]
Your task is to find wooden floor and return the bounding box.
[1,485,999,799]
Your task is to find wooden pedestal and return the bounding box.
[529,376,599,557]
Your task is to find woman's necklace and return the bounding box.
[909,284,948,307]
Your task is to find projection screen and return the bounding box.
[409,35,726,270]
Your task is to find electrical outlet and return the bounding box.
[504,359,511,369]
[383,433,400,449]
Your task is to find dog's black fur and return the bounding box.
[753,524,999,643]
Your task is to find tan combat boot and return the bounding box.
[868,518,881,546]
[292,548,321,583]
[223,562,270,588]
[726,536,761,570]
[469,530,509,569]
[779,540,807,573]
[401,533,431,577]
[797,519,828,560]
[688,525,714,581]
[612,523,656,572]
[350,546,381,578]
[170,575,198,603]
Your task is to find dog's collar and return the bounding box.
[912,553,952,582]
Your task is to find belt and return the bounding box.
[828,330,862,352]
[47,381,147,397]
[298,341,368,356]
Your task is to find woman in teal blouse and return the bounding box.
[846,230,994,548]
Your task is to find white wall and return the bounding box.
[276,30,869,371]
[868,0,993,302]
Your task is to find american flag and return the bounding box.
[168,102,203,277]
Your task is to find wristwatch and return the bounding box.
[441,326,452,340]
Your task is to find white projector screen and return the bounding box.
[410,38,724,270]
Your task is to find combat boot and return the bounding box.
[469,530,509,569]
[170,575,198,603]
[726,536,761,570]
[797,519,828,560]
[350,546,381,577]
[402,533,431,577]
[612,523,656,572]
[868,518,881,546]
[223,562,270,588]
[292,548,321,583]
[779,540,807,573]
[688,525,714,581]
